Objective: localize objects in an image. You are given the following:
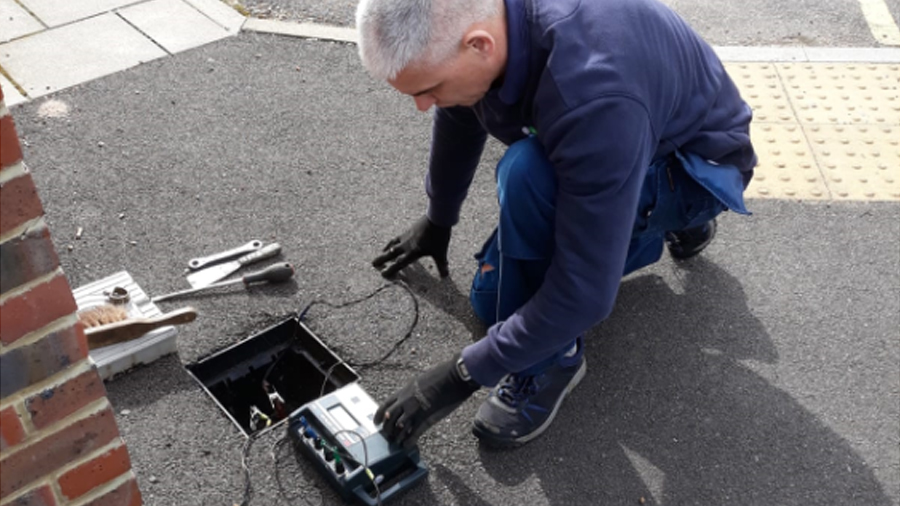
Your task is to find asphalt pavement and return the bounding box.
[10,32,900,506]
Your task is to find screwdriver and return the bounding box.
[152,263,295,303]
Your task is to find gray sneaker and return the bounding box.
[472,358,586,447]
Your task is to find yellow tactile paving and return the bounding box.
[750,123,830,199]
[726,63,795,122]
[804,124,900,199]
[726,62,900,201]
[779,63,900,125]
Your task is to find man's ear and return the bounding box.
[464,30,495,57]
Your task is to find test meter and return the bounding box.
[287,382,428,505]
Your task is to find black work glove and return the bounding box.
[373,215,451,278]
[375,353,480,447]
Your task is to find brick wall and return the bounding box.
[0,86,143,506]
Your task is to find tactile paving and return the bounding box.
[749,123,829,199]
[804,124,900,200]
[728,62,900,201]
[725,63,794,122]
[778,63,900,125]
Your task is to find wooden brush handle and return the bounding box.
[86,307,198,350]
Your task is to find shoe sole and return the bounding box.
[472,360,587,447]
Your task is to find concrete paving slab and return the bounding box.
[183,0,245,33]
[803,47,900,62]
[19,0,137,27]
[718,46,900,63]
[0,0,45,43]
[715,45,808,62]
[243,17,357,43]
[0,72,26,107]
[7,33,897,506]
[118,0,233,54]
[0,12,166,100]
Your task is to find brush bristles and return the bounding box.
[78,305,129,328]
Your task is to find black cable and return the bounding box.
[271,435,321,506]
[265,279,419,398]
[333,429,383,506]
[239,280,420,506]
[262,280,419,388]
[304,280,420,399]
[298,279,420,369]
[239,436,256,506]
[320,360,345,398]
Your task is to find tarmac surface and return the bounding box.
[5,30,899,506]
[236,0,897,47]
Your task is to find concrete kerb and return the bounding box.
[241,18,357,43]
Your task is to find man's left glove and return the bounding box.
[375,353,480,447]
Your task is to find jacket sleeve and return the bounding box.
[462,96,658,386]
[425,106,489,228]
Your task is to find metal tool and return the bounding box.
[187,240,263,271]
[153,263,295,303]
[187,243,283,288]
[103,286,130,304]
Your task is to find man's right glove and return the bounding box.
[373,215,451,278]
[375,353,480,447]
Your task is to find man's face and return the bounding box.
[389,34,500,112]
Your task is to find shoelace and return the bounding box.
[497,375,540,406]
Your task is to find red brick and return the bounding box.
[0,225,60,294]
[0,405,26,452]
[0,325,88,400]
[80,476,142,506]
[0,406,119,499]
[1,115,23,168]
[0,174,44,236]
[0,274,77,346]
[8,484,57,506]
[26,367,106,430]
[58,445,131,500]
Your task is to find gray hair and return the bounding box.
[356,0,501,80]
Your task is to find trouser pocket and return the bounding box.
[667,157,727,231]
[644,155,727,235]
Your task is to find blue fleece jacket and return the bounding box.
[428,0,757,386]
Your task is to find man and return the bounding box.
[356,0,755,447]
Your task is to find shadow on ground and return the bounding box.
[413,257,891,505]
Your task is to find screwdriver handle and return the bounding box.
[153,263,296,303]
[242,262,295,284]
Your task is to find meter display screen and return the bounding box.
[329,405,359,431]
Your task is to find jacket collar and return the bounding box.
[498,0,530,105]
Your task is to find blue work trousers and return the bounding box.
[470,136,743,376]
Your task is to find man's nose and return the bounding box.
[413,95,436,112]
